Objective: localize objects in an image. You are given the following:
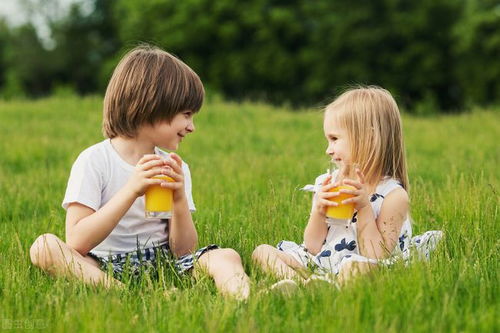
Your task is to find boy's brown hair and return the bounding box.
[102,44,204,138]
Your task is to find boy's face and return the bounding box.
[323,111,351,166]
[148,110,195,150]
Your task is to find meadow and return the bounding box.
[0,96,498,332]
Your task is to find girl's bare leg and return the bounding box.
[337,260,376,285]
[195,248,250,300]
[251,244,307,280]
[29,233,123,288]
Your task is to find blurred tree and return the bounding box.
[1,0,499,112]
[0,19,9,90]
[454,0,500,107]
[49,0,119,94]
[112,0,311,103]
[0,0,119,98]
[301,0,463,111]
[1,23,54,98]
[113,0,472,111]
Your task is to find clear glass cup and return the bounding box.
[326,162,358,220]
[145,175,174,219]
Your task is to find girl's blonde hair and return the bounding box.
[325,86,409,191]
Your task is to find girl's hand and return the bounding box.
[313,175,342,216]
[126,154,173,197]
[338,168,370,211]
[160,153,186,202]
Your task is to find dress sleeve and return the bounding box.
[309,172,330,213]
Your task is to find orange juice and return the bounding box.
[326,185,355,220]
[145,176,174,218]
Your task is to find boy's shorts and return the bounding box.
[87,243,219,280]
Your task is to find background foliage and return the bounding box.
[0,0,499,112]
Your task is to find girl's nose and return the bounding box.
[325,143,334,156]
[187,121,195,133]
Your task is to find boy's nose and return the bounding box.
[187,121,195,133]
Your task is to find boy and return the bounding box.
[29,45,250,300]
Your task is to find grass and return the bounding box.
[0,96,498,332]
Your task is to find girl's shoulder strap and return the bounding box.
[370,177,406,218]
[375,177,405,198]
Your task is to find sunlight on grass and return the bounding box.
[0,97,498,332]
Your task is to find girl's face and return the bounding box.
[323,111,351,166]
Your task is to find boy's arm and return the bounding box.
[169,194,198,257]
[65,185,140,255]
[164,154,198,257]
[65,154,171,255]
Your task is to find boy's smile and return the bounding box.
[150,110,195,150]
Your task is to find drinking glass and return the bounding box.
[145,175,174,219]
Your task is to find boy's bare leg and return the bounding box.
[195,248,250,300]
[29,233,123,289]
[251,244,307,280]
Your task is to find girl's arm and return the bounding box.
[65,155,171,255]
[162,154,198,257]
[355,189,408,259]
[341,171,409,259]
[303,211,329,255]
[303,175,337,255]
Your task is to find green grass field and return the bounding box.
[0,96,498,332]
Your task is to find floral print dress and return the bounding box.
[277,173,442,275]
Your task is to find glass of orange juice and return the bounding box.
[145,175,174,219]
[326,163,357,220]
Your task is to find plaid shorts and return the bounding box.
[88,243,219,280]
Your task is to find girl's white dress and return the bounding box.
[277,173,442,275]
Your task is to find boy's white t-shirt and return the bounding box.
[62,139,196,257]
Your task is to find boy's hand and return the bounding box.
[313,175,341,216]
[159,153,186,202]
[338,168,370,211]
[126,154,173,197]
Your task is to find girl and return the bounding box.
[252,86,441,288]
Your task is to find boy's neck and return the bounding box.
[110,136,156,166]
